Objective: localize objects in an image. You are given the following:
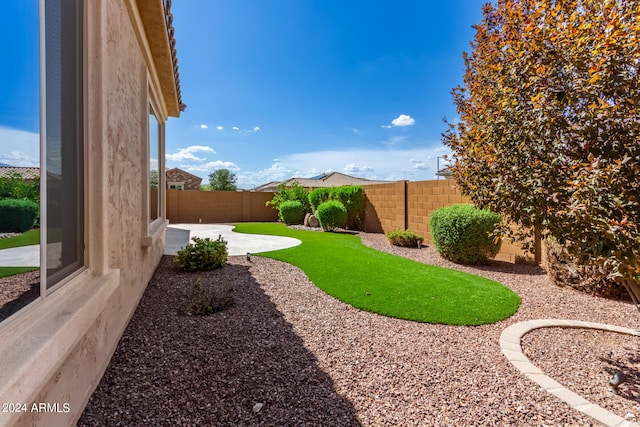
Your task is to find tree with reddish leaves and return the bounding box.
[443,0,640,300]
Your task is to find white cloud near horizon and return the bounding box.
[183,160,240,173]
[166,145,216,161]
[382,114,415,128]
[233,145,452,189]
[0,127,39,167]
[199,124,208,129]
[216,125,224,131]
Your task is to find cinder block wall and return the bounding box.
[166,190,277,223]
[363,180,533,263]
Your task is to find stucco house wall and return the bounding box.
[0,1,182,426]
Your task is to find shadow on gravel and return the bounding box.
[79,256,360,426]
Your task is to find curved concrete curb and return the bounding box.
[500,319,640,427]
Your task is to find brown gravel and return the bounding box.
[78,232,640,426]
[0,271,39,322]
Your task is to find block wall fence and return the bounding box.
[165,180,534,264]
[166,189,277,223]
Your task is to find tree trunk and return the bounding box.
[621,277,640,312]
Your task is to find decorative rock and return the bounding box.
[308,215,320,228]
[304,213,311,227]
[253,402,264,413]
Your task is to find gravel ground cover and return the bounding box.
[78,231,640,426]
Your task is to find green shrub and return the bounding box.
[430,204,502,265]
[309,185,364,229]
[0,198,39,232]
[308,187,331,211]
[279,200,304,225]
[316,200,347,231]
[329,186,364,230]
[174,235,228,271]
[0,172,40,203]
[266,182,310,214]
[387,228,424,248]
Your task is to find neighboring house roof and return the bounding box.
[135,0,184,116]
[0,166,40,180]
[436,166,453,178]
[166,167,202,182]
[256,172,390,192]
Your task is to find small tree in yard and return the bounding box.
[443,0,639,300]
[208,168,238,191]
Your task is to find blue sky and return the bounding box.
[1,0,486,189]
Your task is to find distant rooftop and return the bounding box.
[0,166,40,180]
[255,171,390,192]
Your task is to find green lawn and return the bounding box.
[232,223,521,325]
[0,230,40,278]
[0,229,40,250]
[0,267,38,279]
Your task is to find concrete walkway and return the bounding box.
[164,223,301,256]
[0,245,39,267]
[0,224,301,267]
[501,319,640,427]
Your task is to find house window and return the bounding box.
[149,104,160,221]
[42,0,84,289]
[168,182,184,190]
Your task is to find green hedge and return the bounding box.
[309,185,364,230]
[278,200,304,225]
[0,198,39,233]
[316,200,347,231]
[430,204,502,265]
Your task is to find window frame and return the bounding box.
[39,0,86,296]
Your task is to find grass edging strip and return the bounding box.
[233,223,520,325]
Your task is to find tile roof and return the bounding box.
[256,172,391,191]
[0,166,40,180]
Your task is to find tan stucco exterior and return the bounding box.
[0,1,181,425]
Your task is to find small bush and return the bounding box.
[174,235,228,271]
[279,200,304,224]
[430,204,502,265]
[308,188,332,211]
[329,186,364,230]
[181,275,234,315]
[316,200,347,231]
[387,228,424,248]
[266,182,310,215]
[309,186,364,230]
[0,198,39,232]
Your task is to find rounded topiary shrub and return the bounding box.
[430,204,502,265]
[278,200,304,225]
[0,198,39,232]
[316,200,347,231]
[174,235,228,271]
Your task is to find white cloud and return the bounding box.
[383,114,415,128]
[0,127,39,166]
[343,163,374,173]
[199,124,208,129]
[232,126,240,131]
[216,125,224,131]
[183,160,240,173]
[166,145,216,161]
[253,126,261,132]
[234,145,452,189]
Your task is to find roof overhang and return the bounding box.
[132,0,184,117]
